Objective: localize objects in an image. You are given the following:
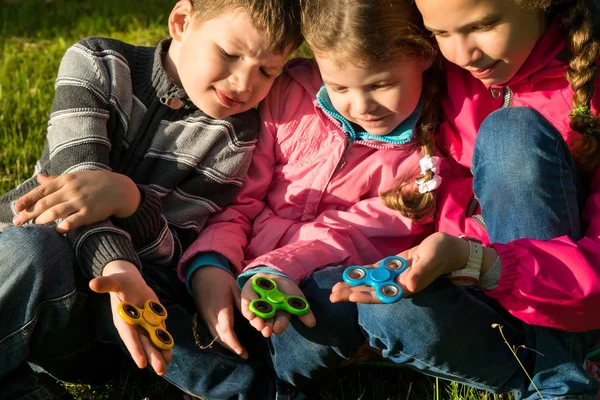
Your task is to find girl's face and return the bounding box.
[415,0,546,85]
[316,55,431,136]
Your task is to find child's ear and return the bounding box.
[169,0,193,42]
[421,56,435,72]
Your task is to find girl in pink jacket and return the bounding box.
[176,0,444,367]
[330,0,600,398]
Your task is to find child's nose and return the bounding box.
[453,35,482,69]
[352,94,375,115]
[230,67,254,93]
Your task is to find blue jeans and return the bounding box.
[0,225,275,400]
[271,107,599,399]
[268,266,364,388]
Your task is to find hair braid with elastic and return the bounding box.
[380,61,444,221]
[559,0,600,176]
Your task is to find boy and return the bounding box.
[0,0,301,398]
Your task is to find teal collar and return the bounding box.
[316,85,422,144]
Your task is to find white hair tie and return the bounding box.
[416,174,442,193]
[419,155,440,174]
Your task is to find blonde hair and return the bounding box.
[516,0,600,177]
[189,0,303,53]
[301,0,444,221]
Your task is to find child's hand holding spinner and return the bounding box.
[343,256,408,303]
[118,299,174,351]
[249,276,310,319]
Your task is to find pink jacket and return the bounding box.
[437,20,600,332]
[177,58,431,282]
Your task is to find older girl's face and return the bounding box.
[415,0,546,85]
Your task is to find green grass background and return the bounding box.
[0,0,518,398]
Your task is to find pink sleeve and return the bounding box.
[488,167,600,332]
[176,78,284,281]
[243,197,431,282]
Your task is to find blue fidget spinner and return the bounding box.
[343,256,408,303]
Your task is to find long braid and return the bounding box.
[380,61,444,221]
[560,0,600,176]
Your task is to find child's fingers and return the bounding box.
[260,321,274,338]
[89,275,121,294]
[140,335,168,375]
[272,312,291,335]
[298,310,316,328]
[113,311,148,369]
[248,316,264,332]
[55,212,86,233]
[13,192,66,226]
[161,348,172,365]
[36,174,57,185]
[215,308,248,359]
[398,262,434,294]
[348,290,382,304]
[34,202,78,226]
[14,177,61,213]
[239,281,260,321]
[330,282,359,302]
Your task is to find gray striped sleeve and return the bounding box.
[50,40,140,277]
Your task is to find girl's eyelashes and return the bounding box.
[471,24,493,32]
[371,82,392,90]
[330,86,348,93]
[429,30,448,38]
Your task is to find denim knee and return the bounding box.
[0,226,82,380]
[472,107,583,242]
[473,107,572,191]
[270,266,364,387]
[0,225,78,301]
[358,280,527,393]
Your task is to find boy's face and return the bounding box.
[316,55,431,136]
[170,8,291,119]
[415,0,546,86]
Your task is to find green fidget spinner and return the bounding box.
[249,276,310,319]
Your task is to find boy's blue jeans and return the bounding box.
[271,107,599,399]
[0,225,273,400]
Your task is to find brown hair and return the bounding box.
[189,0,303,53]
[301,0,444,221]
[515,0,600,177]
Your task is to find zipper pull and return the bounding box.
[160,97,183,110]
[336,136,352,171]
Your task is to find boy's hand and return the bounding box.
[330,232,471,303]
[89,260,172,375]
[190,266,248,359]
[240,273,316,337]
[13,171,141,232]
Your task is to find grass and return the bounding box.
[0,0,517,399]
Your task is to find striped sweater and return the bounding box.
[0,37,259,279]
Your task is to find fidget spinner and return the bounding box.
[343,256,408,303]
[249,276,310,319]
[118,300,174,350]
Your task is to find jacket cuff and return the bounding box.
[185,252,233,295]
[486,243,519,299]
[74,228,142,279]
[113,187,164,249]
